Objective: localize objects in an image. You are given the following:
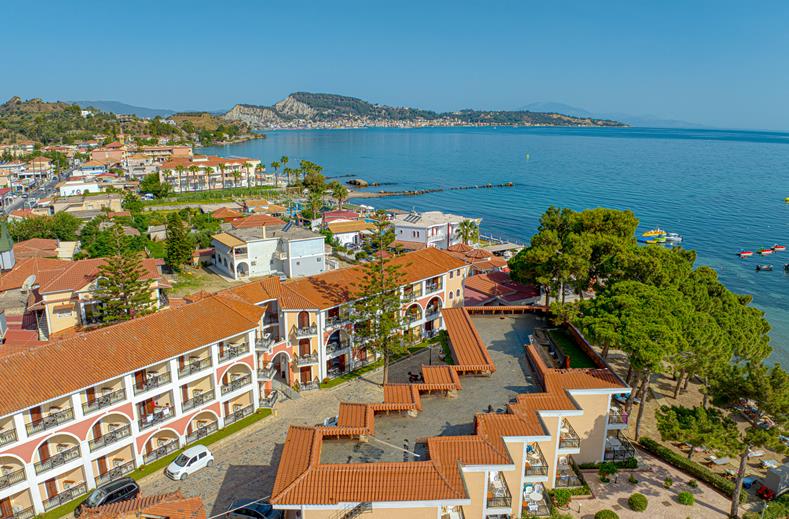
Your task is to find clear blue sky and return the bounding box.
[3,0,789,130]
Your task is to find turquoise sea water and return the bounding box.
[201,127,789,365]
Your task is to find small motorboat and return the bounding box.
[756,264,773,272]
[642,227,666,237]
[772,244,786,252]
[784,263,789,272]
[738,251,754,258]
[759,248,774,255]
[665,232,683,242]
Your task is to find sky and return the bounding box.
[3,0,789,130]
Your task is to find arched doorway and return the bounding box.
[297,311,310,328]
[325,329,350,378]
[424,297,443,338]
[236,262,249,278]
[270,351,291,385]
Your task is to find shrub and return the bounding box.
[664,476,674,488]
[639,437,739,498]
[677,491,695,506]
[628,492,648,512]
[551,488,572,508]
[594,511,619,519]
[687,479,698,488]
[628,474,638,484]
[599,461,619,479]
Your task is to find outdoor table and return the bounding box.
[529,492,543,502]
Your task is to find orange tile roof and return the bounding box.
[212,232,245,248]
[441,307,495,370]
[0,295,263,416]
[221,276,282,304]
[39,258,163,294]
[161,155,257,170]
[0,257,69,291]
[392,239,426,251]
[211,207,243,219]
[326,221,375,234]
[82,491,205,519]
[231,214,286,229]
[281,248,467,310]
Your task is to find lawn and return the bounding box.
[41,409,272,519]
[143,186,281,206]
[170,266,242,297]
[548,328,598,368]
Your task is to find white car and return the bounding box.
[165,445,213,480]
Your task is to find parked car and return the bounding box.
[74,478,140,516]
[165,445,214,480]
[322,416,338,427]
[226,499,282,519]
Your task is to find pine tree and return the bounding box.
[165,212,192,271]
[353,210,411,384]
[95,224,155,324]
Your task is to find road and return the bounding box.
[3,172,65,214]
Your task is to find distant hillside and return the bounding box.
[224,92,626,129]
[73,100,176,118]
[519,102,592,118]
[520,101,707,129]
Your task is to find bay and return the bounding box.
[201,126,789,365]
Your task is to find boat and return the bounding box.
[738,251,754,258]
[665,232,683,242]
[645,239,659,244]
[642,228,666,237]
[784,264,789,272]
[759,248,774,255]
[756,264,773,272]
[772,244,786,252]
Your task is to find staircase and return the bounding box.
[36,312,49,341]
[330,503,372,519]
[271,379,301,400]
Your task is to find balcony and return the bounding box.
[258,366,276,380]
[133,372,171,395]
[221,374,252,395]
[425,281,442,294]
[326,314,352,329]
[607,408,629,428]
[82,388,127,415]
[224,404,254,425]
[43,482,88,511]
[95,460,135,486]
[182,391,215,412]
[424,308,441,321]
[263,315,279,327]
[403,290,422,302]
[34,445,81,474]
[522,492,551,517]
[89,424,132,452]
[555,470,583,488]
[256,336,275,352]
[604,433,636,462]
[26,407,75,435]
[295,353,319,366]
[524,444,549,477]
[9,506,33,519]
[295,325,317,338]
[0,467,25,490]
[138,409,174,431]
[143,440,179,464]
[218,344,248,363]
[186,421,218,444]
[486,489,511,509]
[0,428,17,447]
[326,341,351,356]
[178,357,212,377]
[558,421,580,450]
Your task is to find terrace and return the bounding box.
[320,313,545,464]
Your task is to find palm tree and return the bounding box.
[188,165,200,191]
[203,166,214,190]
[255,164,265,187]
[243,162,254,187]
[270,161,280,187]
[329,181,349,210]
[217,163,226,189]
[174,165,186,193]
[457,219,479,245]
[280,155,289,176]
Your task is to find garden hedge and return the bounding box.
[628,492,648,512]
[594,511,619,519]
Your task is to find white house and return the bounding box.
[391,210,482,249]
[58,180,102,197]
[326,220,375,248]
[212,224,327,280]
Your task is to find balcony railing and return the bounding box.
[522,493,551,517]
[604,433,636,461]
[82,388,127,415]
[89,424,132,452]
[260,392,279,409]
[326,341,351,355]
[263,315,279,327]
[43,482,87,511]
[34,445,81,474]
[258,366,276,379]
[95,460,135,486]
[486,492,512,509]
[295,325,317,338]
[555,471,583,488]
[224,404,254,425]
[524,444,549,476]
[10,506,34,519]
[296,353,319,366]
[256,337,274,352]
[143,440,178,464]
[138,409,174,431]
[186,421,218,444]
[424,309,441,321]
[0,428,17,447]
[182,391,215,412]
[26,407,75,435]
[607,409,629,425]
[0,467,25,489]
[425,282,442,294]
[218,344,248,363]
[133,372,171,395]
[403,291,422,301]
[558,421,580,449]
[326,314,352,328]
[221,374,252,395]
[178,357,212,377]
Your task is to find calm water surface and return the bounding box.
[202,127,789,365]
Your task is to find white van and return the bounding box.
[165,445,214,480]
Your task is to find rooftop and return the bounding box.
[392,210,480,227]
[229,225,323,242]
[320,314,544,464]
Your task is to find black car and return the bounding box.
[226,499,282,519]
[75,478,139,516]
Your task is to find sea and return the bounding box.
[200,126,789,366]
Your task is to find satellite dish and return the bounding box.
[21,274,36,293]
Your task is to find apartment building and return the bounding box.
[158,155,264,193]
[0,248,468,516]
[392,211,482,250]
[212,224,327,280]
[270,306,632,519]
[125,146,192,180]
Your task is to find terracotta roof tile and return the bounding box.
[0,257,69,291]
[83,491,205,519]
[231,214,286,229]
[326,221,375,234]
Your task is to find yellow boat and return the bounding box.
[785,197,789,203]
[642,227,666,237]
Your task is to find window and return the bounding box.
[456,289,460,298]
[317,257,321,262]
[449,292,453,299]
[450,270,454,279]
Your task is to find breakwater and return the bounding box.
[349,182,514,199]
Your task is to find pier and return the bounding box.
[348,182,515,199]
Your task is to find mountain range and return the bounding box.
[71,100,177,118]
[518,102,707,129]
